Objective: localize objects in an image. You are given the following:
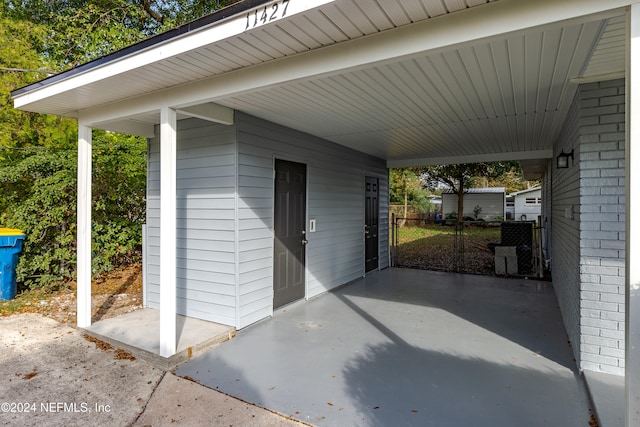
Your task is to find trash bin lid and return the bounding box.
[0,228,25,236]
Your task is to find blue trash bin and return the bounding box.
[0,228,26,301]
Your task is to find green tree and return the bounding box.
[0,18,68,157]
[0,11,146,289]
[390,168,431,218]
[2,0,242,68]
[0,17,77,214]
[421,162,513,224]
[0,131,146,289]
[0,148,77,287]
[0,0,239,291]
[0,17,74,288]
[421,164,486,223]
[469,161,539,193]
[91,132,147,273]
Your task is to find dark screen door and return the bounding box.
[365,176,379,272]
[274,159,307,309]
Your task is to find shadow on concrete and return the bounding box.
[177,268,590,426]
[338,268,573,368]
[341,341,588,427]
[337,292,589,427]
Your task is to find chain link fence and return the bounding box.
[390,215,544,277]
[390,216,501,275]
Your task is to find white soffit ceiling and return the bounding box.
[12,0,628,166]
[220,15,617,165]
[17,0,497,117]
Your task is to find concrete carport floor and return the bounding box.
[177,268,592,427]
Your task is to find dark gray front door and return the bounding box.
[274,159,307,309]
[365,176,379,272]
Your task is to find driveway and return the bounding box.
[1,268,593,426]
[177,268,592,427]
[0,314,303,426]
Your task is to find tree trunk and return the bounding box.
[397,176,408,227]
[404,188,408,218]
[454,179,465,272]
[457,180,464,224]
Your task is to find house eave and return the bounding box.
[9,0,633,169]
[10,0,273,98]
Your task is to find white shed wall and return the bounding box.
[514,189,542,221]
[442,192,505,220]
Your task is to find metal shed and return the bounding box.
[511,186,542,222]
[442,187,505,221]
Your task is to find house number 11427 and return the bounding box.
[245,0,291,30]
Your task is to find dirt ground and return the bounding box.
[0,264,143,325]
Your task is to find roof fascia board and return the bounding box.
[11,0,273,97]
[386,150,553,169]
[443,188,505,194]
[13,0,336,108]
[510,187,542,196]
[77,0,627,126]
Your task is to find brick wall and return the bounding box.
[552,79,626,375]
[577,79,626,375]
[552,86,582,365]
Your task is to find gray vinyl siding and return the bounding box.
[236,112,388,328]
[145,113,388,329]
[146,118,237,325]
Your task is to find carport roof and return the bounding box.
[11,0,629,170]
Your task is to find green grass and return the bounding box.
[393,223,500,274]
[396,224,499,244]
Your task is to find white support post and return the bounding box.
[627,5,640,427]
[77,124,92,328]
[159,107,177,357]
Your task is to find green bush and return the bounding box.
[0,130,146,290]
[473,205,482,219]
